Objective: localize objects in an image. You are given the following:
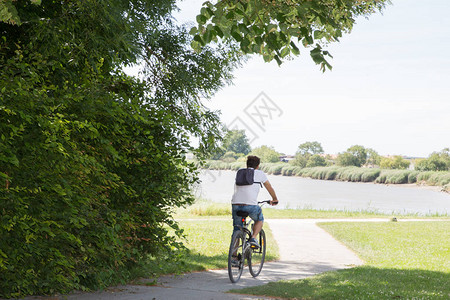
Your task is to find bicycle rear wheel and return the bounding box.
[228,230,245,283]
[248,229,266,277]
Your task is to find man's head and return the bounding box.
[247,156,260,169]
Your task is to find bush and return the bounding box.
[424,172,450,186]
[0,1,239,296]
[360,169,381,182]
[407,171,420,183]
[376,170,411,184]
[324,168,339,180]
[230,162,245,170]
[415,149,450,171]
[416,171,436,182]
[380,156,410,169]
[269,164,284,175]
[281,165,296,176]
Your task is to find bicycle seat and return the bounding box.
[236,211,249,218]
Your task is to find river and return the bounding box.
[195,170,450,215]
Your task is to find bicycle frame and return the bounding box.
[228,200,270,283]
[234,201,270,254]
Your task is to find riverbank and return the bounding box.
[201,161,450,193]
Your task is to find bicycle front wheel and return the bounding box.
[228,230,245,283]
[249,229,266,277]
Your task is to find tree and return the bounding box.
[249,145,280,163]
[1,1,241,296]
[296,141,324,156]
[380,156,410,169]
[306,154,327,168]
[337,145,367,167]
[191,0,390,69]
[221,151,243,162]
[223,129,251,155]
[292,141,326,167]
[366,148,381,166]
[415,148,450,171]
[209,129,251,159]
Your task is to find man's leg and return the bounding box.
[252,220,263,239]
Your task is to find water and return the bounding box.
[196,170,450,215]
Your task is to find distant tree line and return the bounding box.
[209,130,449,172]
[210,129,281,163]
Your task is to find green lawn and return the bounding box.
[233,221,450,299]
[138,219,279,281]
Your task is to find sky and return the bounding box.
[170,0,450,157]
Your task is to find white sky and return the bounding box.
[171,0,450,157]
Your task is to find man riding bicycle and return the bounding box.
[231,155,278,248]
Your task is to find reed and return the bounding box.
[201,161,450,189]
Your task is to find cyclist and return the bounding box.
[231,155,278,248]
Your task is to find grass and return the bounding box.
[137,219,279,282]
[175,199,449,219]
[233,221,450,299]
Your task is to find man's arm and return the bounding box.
[263,180,278,206]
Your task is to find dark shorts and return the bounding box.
[232,204,264,234]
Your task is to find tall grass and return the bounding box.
[201,160,450,189]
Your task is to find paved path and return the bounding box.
[56,219,379,300]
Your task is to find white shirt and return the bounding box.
[231,168,268,205]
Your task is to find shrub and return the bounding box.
[0,1,239,296]
[230,162,245,170]
[270,164,284,175]
[416,171,436,182]
[281,165,296,176]
[376,170,411,184]
[380,156,410,169]
[324,168,339,180]
[407,171,420,183]
[361,169,381,182]
[424,172,450,186]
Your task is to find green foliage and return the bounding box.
[0,0,241,297]
[221,151,242,162]
[297,166,380,182]
[336,145,368,167]
[417,172,450,186]
[306,154,327,168]
[292,141,327,168]
[191,0,390,69]
[291,155,308,168]
[281,165,297,176]
[379,156,410,169]
[269,164,284,175]
[365,148,381,166]
[0,0,41,25]
[209,129,251,160]
[202,163,450,189]
[223,129,251,155]
[249,145,280,163]
[375,170,411,184]
[296,141,324,156]
[407,171,420,183]
[415,148,450,171]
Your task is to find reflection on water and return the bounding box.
[195,170,450,215]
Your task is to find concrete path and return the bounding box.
[54,219,373,300]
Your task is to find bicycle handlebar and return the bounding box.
[258,200,271,204]
[258,200,279,205]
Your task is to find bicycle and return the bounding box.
[227,200,270,283]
